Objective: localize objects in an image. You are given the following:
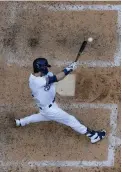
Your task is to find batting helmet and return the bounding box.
[33,58,51,74]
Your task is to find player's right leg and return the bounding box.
[15,113,50,127]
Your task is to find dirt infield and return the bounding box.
[0,1,121,172]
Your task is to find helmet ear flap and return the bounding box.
[33,62,40,73]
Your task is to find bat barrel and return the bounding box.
[75,41,87,62]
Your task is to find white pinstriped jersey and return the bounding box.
[29,72,56,108]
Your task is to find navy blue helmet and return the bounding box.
[33,58,51,74]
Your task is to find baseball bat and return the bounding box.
[75,41,87,62]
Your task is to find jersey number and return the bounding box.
[44,84,51,91]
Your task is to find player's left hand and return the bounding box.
[65,62,77,72]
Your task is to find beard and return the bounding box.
[40,67,49,76]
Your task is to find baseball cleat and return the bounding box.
[15,119,21,127]
[90,130,106,144]
[86,129,106,144]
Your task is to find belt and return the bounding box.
[39,98,55,110]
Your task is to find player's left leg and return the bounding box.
[43,103,106,144]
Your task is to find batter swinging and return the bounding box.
[15,58,106,144]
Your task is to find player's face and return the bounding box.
[40,66,49,75]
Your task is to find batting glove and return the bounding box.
[63,62,77,75]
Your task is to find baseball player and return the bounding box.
[15,58,106,143]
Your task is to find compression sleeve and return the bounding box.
[46,75,58,84]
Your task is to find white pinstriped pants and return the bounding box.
[20,102,87,134]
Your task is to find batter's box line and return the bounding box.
[6,4,120,68]
[0,103,119,168]
[44,4,121,68]
[53,4,121,67]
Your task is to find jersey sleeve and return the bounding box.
[35,76,47,87]
[47,72,53,77]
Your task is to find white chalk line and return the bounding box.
[107,105,118,166]
[61,102,118,110]
[54,4,120,68]
[41,4,120,11]
[6,59,120,68]
[0,160,111,168]
[113,9,121,67]
[6,4,121,68]
[0,103,119,167]
[54,60,119,68]
[0,102,117,112]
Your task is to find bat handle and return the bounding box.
[75,55,80,62]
